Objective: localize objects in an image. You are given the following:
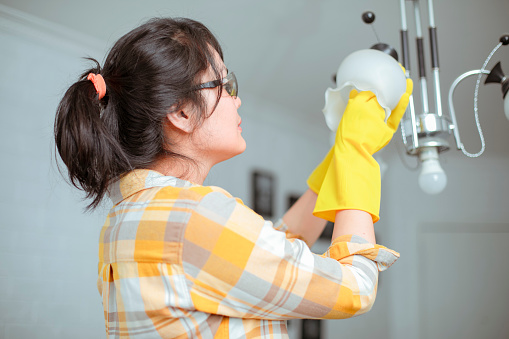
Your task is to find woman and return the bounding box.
[54,17,411,338]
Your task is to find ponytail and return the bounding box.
[54,59,128,210]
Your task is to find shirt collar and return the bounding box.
[108,169,198,205]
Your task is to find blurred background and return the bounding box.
[0,0,508,338]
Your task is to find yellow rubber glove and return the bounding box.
[308,65,410,196]
[307,146,334,194]
[312,78,413,223]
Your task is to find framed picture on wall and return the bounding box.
[252,170,275,218]
[301,319,322,339]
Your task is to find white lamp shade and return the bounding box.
[323,49,407,132]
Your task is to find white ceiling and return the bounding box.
[2,0,509,147]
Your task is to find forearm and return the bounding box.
[282,189,328,246]
[332,210,376,245]
[282,190,376,246]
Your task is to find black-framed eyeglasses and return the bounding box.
[197,72,238,98]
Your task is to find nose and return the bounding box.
[234,95,241,109]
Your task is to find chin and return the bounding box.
[239,138,247,153]
[215,141,247,164]
[233,135,246,154]
[230,143,246,159]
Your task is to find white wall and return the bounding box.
[0,6,110,338]
[379,150,509,339]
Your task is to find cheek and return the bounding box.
[203,89,221,115]
[199,110,223,142]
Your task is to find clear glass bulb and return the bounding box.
[418,147,447,195]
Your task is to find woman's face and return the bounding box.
[191,50,245,166]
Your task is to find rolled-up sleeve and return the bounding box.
[182,189,399,320]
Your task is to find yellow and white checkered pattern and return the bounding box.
[97,170,399,338]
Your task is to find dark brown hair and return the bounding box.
[54,17,224,210]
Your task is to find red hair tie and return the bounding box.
[87,73,106,100]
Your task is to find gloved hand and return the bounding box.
[311,78,413,223]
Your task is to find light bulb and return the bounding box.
[418,147,447,194]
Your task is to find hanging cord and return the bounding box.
[371,25,381,43]
[460,42,503,157]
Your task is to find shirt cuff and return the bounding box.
[326,234,400,271]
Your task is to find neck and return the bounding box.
[149,155,211,185]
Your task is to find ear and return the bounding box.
[166,109,194,133]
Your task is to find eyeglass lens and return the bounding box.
[224,73,238,98]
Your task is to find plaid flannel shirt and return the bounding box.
[98,170,399,338]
